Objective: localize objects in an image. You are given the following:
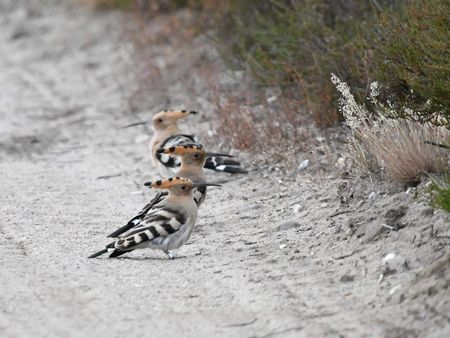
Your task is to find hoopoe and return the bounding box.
[88,177,220,259]
[125,110,248,175]
[106,144,220,238]
[158,143,228,206]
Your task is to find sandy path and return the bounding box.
[1,2,449,338]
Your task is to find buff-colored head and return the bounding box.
[144,176,220,196]
[152,110,198,131]
[158,144,207,166]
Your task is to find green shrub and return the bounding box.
[81,0,134,9]
[203,0,448,128]
[374,0,450,127]
[432,176,450,212]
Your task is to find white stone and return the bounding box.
[336,157,346,169]
[292,204,302,213]
[382,253,396,264]
[389,284,402,296]
[297,159,309,170]
[267,95,277,103]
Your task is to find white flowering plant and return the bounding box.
[331,74,449,183]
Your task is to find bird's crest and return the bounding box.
[153,110,198,120]
[158,144,204,155]
[144,177,193,189]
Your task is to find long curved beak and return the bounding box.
[193,183,222,188]
[206,152,234,157]
[123,121,147,128]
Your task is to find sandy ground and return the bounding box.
[0,1,449,338]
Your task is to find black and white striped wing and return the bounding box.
[109,206,188,257]
[107,191,168,238]
[204,156,248,174]
[156,134,200,169]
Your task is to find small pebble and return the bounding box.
[382,253,396,264]
[339,274,355,283]
[277,221,300,231]
[267,95,277,103]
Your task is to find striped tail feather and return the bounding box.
[88,242,114,259]
[89,206,189,259]
[107,219,140,239]
[107,192,167,238]
[88,241,134,259]
[88,248,108,259]
[204,156,248,174]
[108,249,134,258]
[88,246,133,259]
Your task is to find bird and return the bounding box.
[124,109,248,175]
[157,143,231,206]
[88,177,221,259]
[106,144,217,239]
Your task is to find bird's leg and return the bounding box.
[164,250,175,259]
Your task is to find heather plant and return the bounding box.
[373,0,450,127]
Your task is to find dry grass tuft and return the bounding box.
[363,120,448,184]
[332,74,449,184]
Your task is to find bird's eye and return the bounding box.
[194,154,199,158]
[181,186,186,190]
[158,118,163,123]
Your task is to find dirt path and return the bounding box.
[0,2,449,338]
